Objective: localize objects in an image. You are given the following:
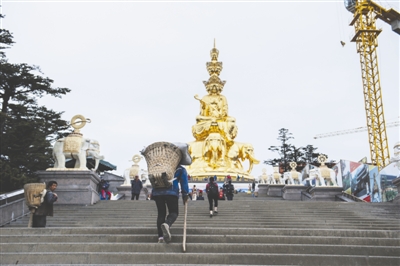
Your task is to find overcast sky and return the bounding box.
[2,0,399,177]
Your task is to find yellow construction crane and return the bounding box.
[344,0,400,169]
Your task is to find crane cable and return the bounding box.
[335,1,346,46]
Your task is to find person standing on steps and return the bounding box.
[192,185,198,201]
[131,175,143,200]
[225,179,235,201]
[252,180,256,197]
[197,190,205,200]
[206,176,219,217]
[32,181,58,227]
[218,187,226,200]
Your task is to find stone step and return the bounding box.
[1,234,399,246]
[1,198,399,265]
[2,227,398,238]
[2,242,399,256]
[1,252,399,265]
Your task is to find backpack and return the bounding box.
[208,182,219,197]
[226,184,234,195]
[101,181,109,190]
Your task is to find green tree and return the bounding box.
[264,129,331,172]
[264,128,294,172]
[0,20,71,193]
[300,145,320,164]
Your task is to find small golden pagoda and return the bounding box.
[187,43,259,181]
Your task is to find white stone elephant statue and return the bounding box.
[304,168,338,187]
[266,173,285,184]
[51,137,104,171]
[283,171,303,185]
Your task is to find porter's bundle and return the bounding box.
[141,142,182,188]
[24,183,46,208]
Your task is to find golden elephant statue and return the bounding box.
[227,142,260,173]
[203,133,226,169]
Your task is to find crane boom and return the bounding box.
[344,0,400,170]
[314,121,400,139]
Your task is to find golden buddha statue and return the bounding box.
[187,43,259,181]
[192,46,238,143]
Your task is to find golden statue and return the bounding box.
[187,43,259,181]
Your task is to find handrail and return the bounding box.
[0,189,25,206]
[341,192,367,202]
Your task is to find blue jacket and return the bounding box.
[131,179,143,194]
[151,166,189,198]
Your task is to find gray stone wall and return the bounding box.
[37,170,101,205]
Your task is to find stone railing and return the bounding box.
[300,190,314,201]
[0,189,29,226]
[337,192,367,202]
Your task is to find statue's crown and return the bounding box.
[203,40,226,94]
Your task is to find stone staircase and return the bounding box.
[1,193,399,265]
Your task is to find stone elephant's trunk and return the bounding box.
[87,139,104,171]
[90,152,104,171]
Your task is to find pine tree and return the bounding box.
[264,128,294,172]
[264,129,331,173]
[0,18,71,192]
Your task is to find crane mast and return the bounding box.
[344,0,400,170]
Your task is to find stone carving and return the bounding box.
[140,170,151,187]
[305,168,327,186]
[48,115,104,171]
[258,168,268,184]
[266,166,284,184]
[283,162,303,185]
[122,155,142,186]
[304,155,338,186]
[187,43,259,181]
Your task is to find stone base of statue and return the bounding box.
[188,171,254,182]
[257,184,268,197]
[266,184,285,197]
[100,172,125,194]
[392,177,400,205]
[116,185,150,200]
[37,170,100,205]
[308,186,343,201]
[282,185,308,201]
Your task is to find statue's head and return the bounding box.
[204,76,225,95]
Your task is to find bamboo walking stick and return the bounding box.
[182,201,188,252]
[27,208,35,228]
